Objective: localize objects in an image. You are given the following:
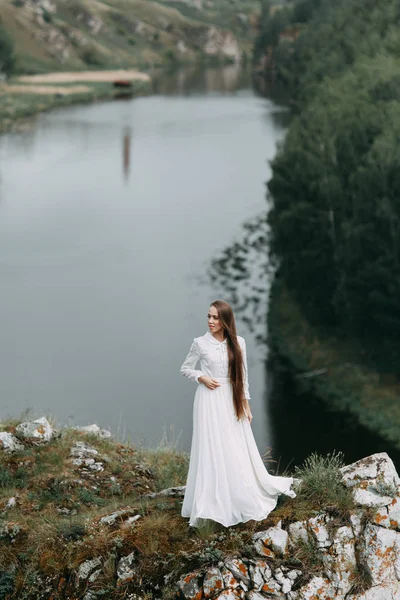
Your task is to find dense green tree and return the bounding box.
[0,23,15,76]
[258,0,400,369]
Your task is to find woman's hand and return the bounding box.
[244,400,253,424]
[198,376,221,390]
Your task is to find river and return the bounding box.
[0,66,287,455]
[1,65,398,472]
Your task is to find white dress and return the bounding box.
[180,331,296,528]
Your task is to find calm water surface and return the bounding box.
[0,66,286,453]
[1,65,398,470]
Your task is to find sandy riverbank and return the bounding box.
[16,69,151,84]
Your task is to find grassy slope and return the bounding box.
[1,0,259,75]
[0,420,356,599]
[268,279,400,451]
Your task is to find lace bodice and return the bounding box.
[180,331,250,400]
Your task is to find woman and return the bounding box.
[180,299,296,528]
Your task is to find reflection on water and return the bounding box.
[208,212,271,346]
[208,212,274,451]
[151,64,252,95]
[268,367,400,472]
[209,213,400,471]
[0,65,287,452]
[123,129,132,181]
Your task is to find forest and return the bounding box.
[256,0,400,372]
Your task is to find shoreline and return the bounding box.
[0,70,152,134]
[268,277,400,452]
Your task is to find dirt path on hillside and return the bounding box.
[16,69,151,84]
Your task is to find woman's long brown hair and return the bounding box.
[210,300,246,421]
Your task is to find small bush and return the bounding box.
[80,45,104,66]
[0,571,14,597]
[58,521,86,540]
[165,49,177,63]
[0,465,28,489]
[37,480,65,507]
[42,9,53,23]
[77,487,105,507]
[294,451,353,512]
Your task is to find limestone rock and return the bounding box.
[70,441,99,458]
[0,432,25,452]
[75,8,103,35]
[215,591,241,599]
[202,26,241,62]
[224,559,250,588]
[144,485,185,499]
[117,552,136,583]
[349,510,364,537]
[74,424,112,438]
[70,441,104,472]
[308,513,333,548]
[122,515,142,528]
[348,583,400,599]
[252,533,275,558]
[15,417,54,444]
[286,569,302,582]
[203,567,224,597]
[274,566,294,594]
[77,557,102,582]
[179,570,203,599]
[176,454,400,600]
[341,453,400,507]
[291,576,337,599]
[322,525,356,596]
[88,568,101,583]
[33,27,70,63]
[288,520,309,544]
[360,523,400,586]
[221,565,240,589]
[248,559,271,591]
[259,578,282,595]
[99,509,141,527]
[252,521,288,557]
[373,497,400,530]
[177,40,188,54]
[6,497,17,509]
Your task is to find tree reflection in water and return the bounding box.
[207,216,400,472]
[208,211,271,350]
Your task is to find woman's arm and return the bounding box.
[241,338,251,401]
[241,338,253,423]
[180,338,204,383]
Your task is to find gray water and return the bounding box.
[0,66,288,453]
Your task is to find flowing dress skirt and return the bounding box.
[181,377,295,528]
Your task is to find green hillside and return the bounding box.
[1,0,260,75]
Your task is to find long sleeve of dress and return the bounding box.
[241,339,251,401]
[180,338,203,384]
